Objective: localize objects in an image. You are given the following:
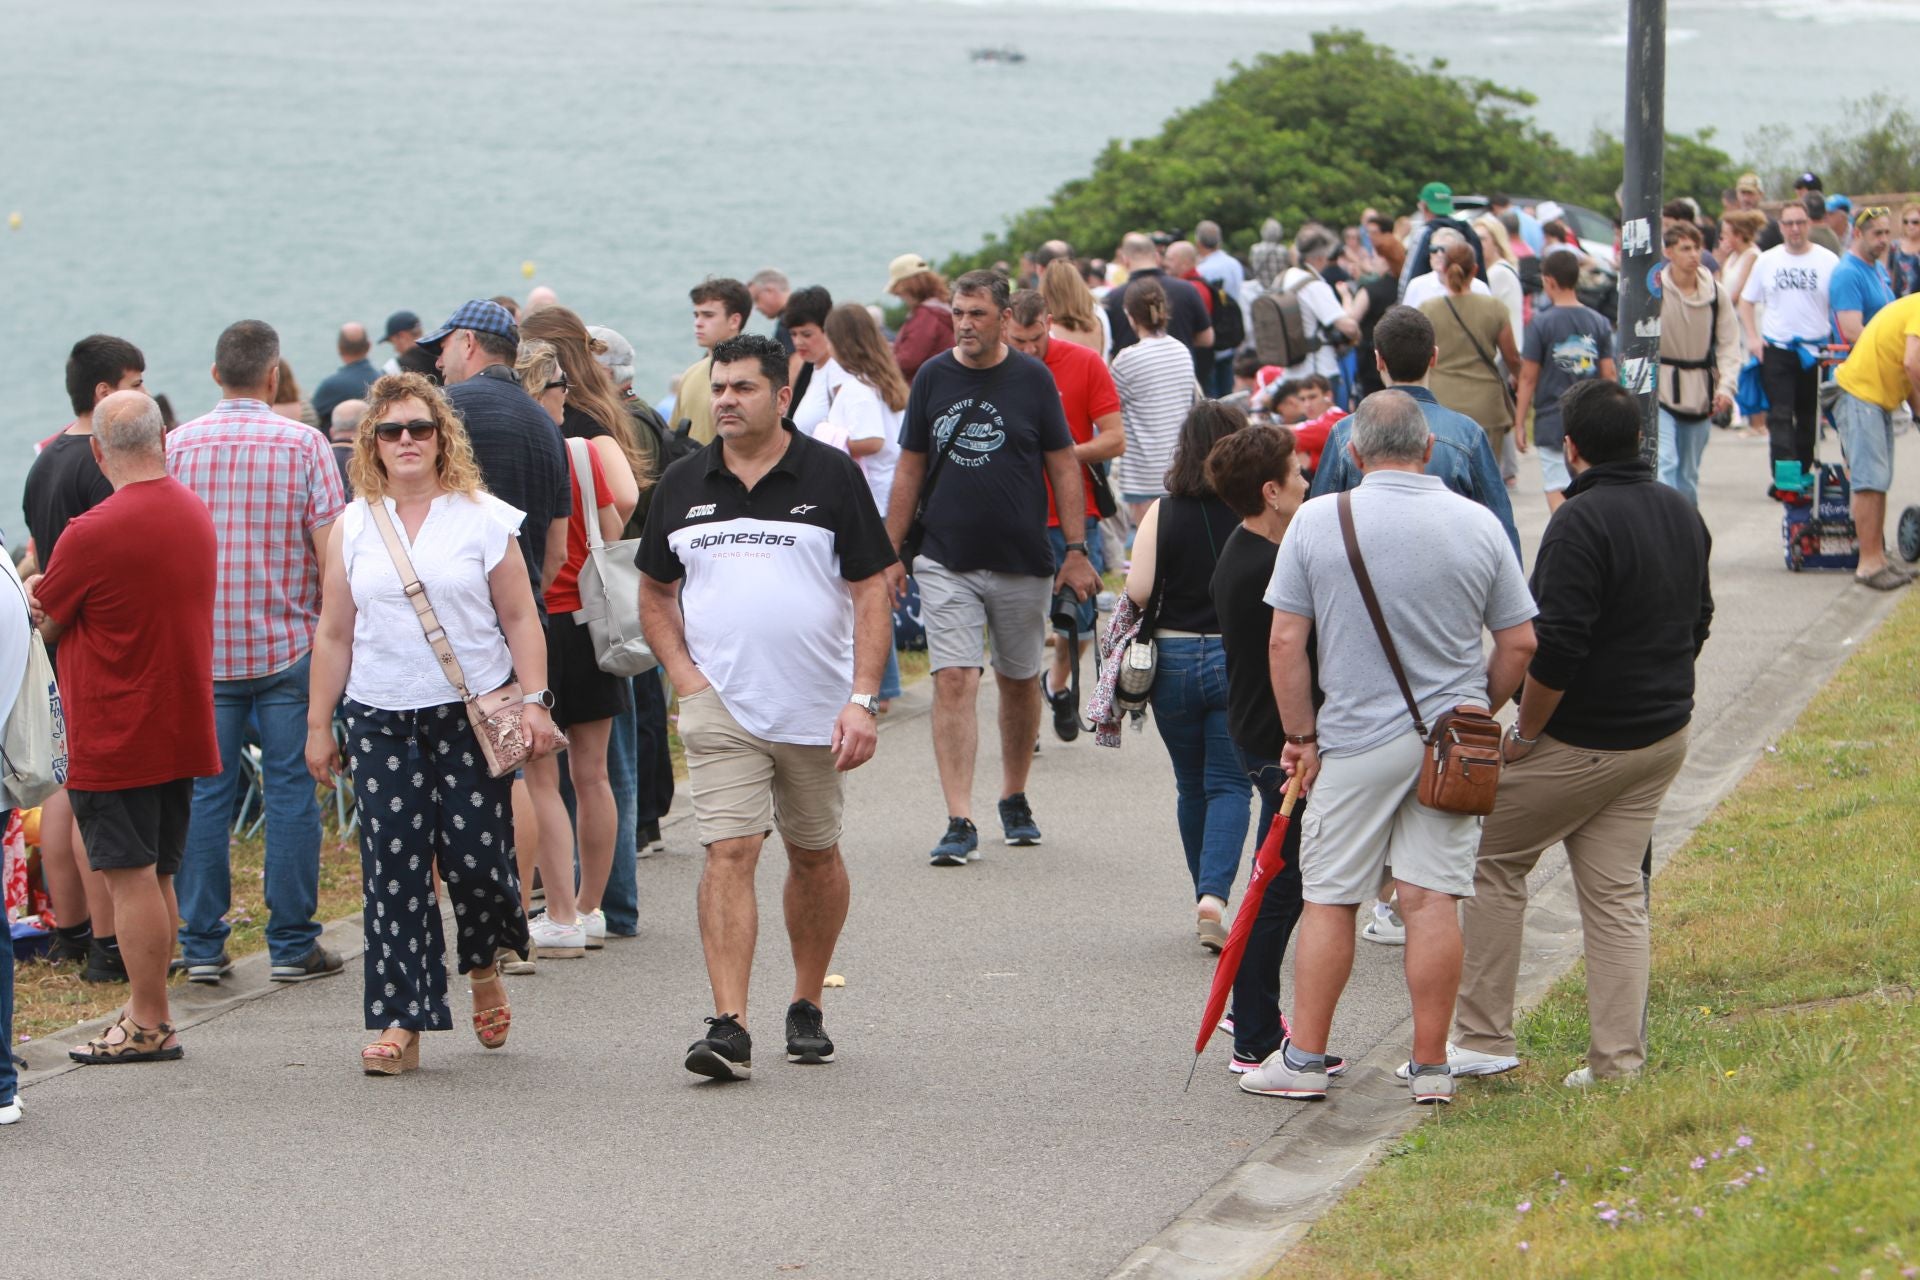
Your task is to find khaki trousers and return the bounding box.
[1454,727,1690,1079]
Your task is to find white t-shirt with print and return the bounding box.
[1740,244,1838,344]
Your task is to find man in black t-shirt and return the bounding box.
[884,271,1102,867]
[418,299,570,599]
[1106,233,1215,359]
[638,334,894,1082]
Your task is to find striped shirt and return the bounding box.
[1110,334,1198,498]
[167,398,346,680]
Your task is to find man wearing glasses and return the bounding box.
[418,299,571,602]
[1831,207,1896,346]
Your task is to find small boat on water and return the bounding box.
[970,46,1026,64]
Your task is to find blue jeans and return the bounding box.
[600,680,642,936]
[1657,408,1711,506]
[2,806,14,1105]
[1210,352,1237,399]
[879,646,902,702]
[1229,756,1304,1062]
[1148,637,1251,902]
[177,653,322,965]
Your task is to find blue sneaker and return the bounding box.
[998,792,1042,846]
[930,817,979,867]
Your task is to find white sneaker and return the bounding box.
[526,911,586,959]
[1361,902,1406,946]
[581,908,607,950]
[1394,1041,1521,1079]
[0,1096,21,1125]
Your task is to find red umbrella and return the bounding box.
[1186,768,1306,1089]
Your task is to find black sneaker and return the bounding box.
[1047,681,1080,743]
[270,943,344,983]
[998,793,1042,846]
[47,926,92,965]
[929,817,979,867]
[80,939,127,985]
[685,1014,753,1081]
[785,999,836,1064]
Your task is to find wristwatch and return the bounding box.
[1506,725,1538,747]
[1062,541,1090,555]
[522,689,554,708]
[850,694,880,716]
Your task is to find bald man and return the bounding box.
[328,397,366,495]
[312,323,381,432]
[525,285,559,314]
[1104,230,1213,360]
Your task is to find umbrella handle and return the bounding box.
[1277,767,1306,819]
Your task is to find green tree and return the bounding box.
[948,29,1743,272]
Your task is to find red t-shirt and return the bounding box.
[544,436,616,615]
[34,476,220,791]
[1181,268,1214,316]
[1041,337,1123,527]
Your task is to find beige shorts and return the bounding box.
[1298,730,1483,904]
[677,686,844,850]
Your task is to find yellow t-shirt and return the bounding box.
[1835,292,1920,411]
[676,354,717,444]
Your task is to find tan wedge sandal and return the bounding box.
[361,1033,420,1076]
[470,968,511,1050]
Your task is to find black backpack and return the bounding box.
[630,400,698,473]
[1205,279,1245,351]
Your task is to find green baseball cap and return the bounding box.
[1419,181,1455,216]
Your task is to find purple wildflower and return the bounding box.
[1516,1201,1531,1213]
[1735,1135,1753,1149]
[1690,1157,1707,1170]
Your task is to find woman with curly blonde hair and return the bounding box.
[307,373,557,1075]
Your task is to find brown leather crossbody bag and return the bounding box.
[1337,490,1503,815]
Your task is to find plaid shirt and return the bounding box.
[167,399,346,680]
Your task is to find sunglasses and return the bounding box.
[1856,206,1891,227]
[545,376,571,393]
[374,418,438,443]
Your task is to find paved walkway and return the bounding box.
[12,430,1915,1279]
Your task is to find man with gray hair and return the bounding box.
[327,397,365,494]
[1401,226,1494,310]
[1195,218,1249,396]
[1276,227,1362,390]
[1247,389,1537,1106]
[167,320,347,986]
[748,268,796,355]
[27,390,220,1063]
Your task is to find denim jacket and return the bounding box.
[1308,385,1523,564]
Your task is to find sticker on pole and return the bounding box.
[1646,264,1664,299]
[1621,218,1653,258]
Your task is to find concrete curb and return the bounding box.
[1105,581,1904,1280]
[15,671,939,1087]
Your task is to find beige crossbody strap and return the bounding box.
[566,437,604,551]
[367,499,476,702]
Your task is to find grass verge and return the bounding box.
[1281,593,1920,1279]
[12,831,363,1041]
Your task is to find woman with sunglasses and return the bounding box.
[306,373,556,1074]
[512,312,644,960]
[1890,203,1920,299]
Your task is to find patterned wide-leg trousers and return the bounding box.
[343,699,531,1032]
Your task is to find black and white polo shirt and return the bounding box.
[637,423,896,746]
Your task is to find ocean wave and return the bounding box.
[923,0,1920,19]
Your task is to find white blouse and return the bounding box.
[339,492,524,711]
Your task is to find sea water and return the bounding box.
[3,0,1914,540]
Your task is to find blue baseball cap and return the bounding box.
[418,299,519,352]
[1828,194,1852,213]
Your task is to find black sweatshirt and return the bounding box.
[1527,459,1713,750]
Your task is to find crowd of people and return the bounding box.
[2,168,1917,1121]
